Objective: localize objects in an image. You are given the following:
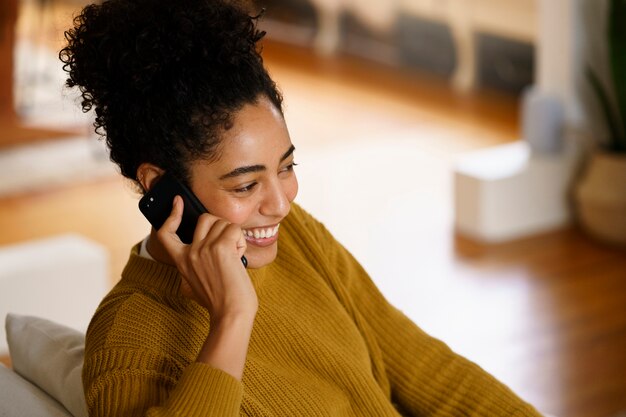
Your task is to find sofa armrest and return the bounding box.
[0,364,74,417]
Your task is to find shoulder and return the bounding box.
[84,254,209,362]
[83,290,209,388]
[282,203,332,245]
[89,292,200,341]
[278,203,351,272]
[283,202,317,227]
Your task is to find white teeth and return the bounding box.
[244,224,280,239]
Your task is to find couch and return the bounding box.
[1,313,88,417]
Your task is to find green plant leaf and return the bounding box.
[587,66,622,151]
[608,0,626,151]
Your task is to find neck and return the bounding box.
[145,229,177,266]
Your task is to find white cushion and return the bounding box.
[5,313,88,417]
[0,363,73,417]
[0,234,108,355]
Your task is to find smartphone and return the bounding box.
[138,173,247,267]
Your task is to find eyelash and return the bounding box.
[232,162,298,194]
[284,162,298,172]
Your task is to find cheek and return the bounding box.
[204,196,253,225]
[286,175,299,202]
[220,201,255,225]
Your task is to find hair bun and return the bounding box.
[59,0,281,184]
[61,0,260,108]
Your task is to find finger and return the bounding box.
[205,218,233,243]
[235,227,247,257]
[195,222,245,266]
[192,213,220,243]
[157,196,185,257]
[162,195,183,233]
[221,223,247,258]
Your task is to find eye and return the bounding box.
[281,162,298,173]
[233,182,257,193]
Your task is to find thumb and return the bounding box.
[157,195,185,257]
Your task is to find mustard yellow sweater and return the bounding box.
[83,204,541,417]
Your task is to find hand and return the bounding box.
[157,196,258,321]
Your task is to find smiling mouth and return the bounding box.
[242,224,280,240]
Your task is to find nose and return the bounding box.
[259,178,291,219]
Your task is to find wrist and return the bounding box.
[213,298,258,325]
[197,312,256,380]
[211,310,256,332]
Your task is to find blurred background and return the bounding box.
[0,1,625,416]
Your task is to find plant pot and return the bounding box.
[574,151,626,246]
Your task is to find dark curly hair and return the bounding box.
[59,0,283,187]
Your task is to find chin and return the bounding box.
[245,243,278,269]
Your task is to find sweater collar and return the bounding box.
[122,243,273,295]
[121,243,183,295]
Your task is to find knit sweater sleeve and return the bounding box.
[83,351,242,417]
[295,206,542,417]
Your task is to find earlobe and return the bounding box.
[136,163,165,192]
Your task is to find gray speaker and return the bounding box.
[522,86,564,154]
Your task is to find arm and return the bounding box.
[196,314,255,381]
[156,195,257,381]
[84,349,243,417]
[299,206,541,416]
[340,259,541,416]
[84,196,256,416]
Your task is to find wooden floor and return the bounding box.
[1,21,625,417]
[454,230,626,417]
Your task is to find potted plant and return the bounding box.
[574,0,626,246]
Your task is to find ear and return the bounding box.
[136,163,165,192]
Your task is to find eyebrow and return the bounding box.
[219,145,296,180]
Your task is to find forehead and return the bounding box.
[216,98,291,164]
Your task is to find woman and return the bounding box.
[61,0,542,416]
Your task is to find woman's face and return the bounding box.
[188,96,298,268]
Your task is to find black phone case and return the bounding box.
[138,173,208,244]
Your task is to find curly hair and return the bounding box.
[59,0,283,186]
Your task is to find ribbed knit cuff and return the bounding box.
[165,363,243,417]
